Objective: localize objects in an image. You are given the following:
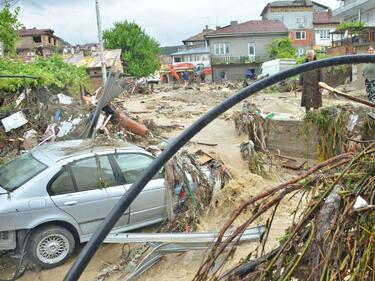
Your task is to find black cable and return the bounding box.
[64,54,375,281]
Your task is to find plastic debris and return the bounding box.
[353,196,368,210]
[1,112,28,132]
[57,93,73,104]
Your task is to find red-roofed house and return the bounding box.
[15,27,66,59]
[204,20,288,81]
[313,10,340,51]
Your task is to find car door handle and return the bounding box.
[64,201,78,206]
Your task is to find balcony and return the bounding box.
[333,0,369,17]
[328,27,375,55]
[211,55,268,65]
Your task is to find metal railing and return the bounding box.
[211,55,269,65]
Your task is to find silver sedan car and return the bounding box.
[0,140,189,268]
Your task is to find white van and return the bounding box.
[258,59,296,79]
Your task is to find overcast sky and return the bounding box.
[15,0,341,46]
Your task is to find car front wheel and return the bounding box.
[28,225,75,269]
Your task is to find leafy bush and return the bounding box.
[268,38,296,59]
[0,56,89,94]
[336,21,365,34]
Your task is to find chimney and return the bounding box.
[204,25,208,31]
[216,26,221,30]
[328,8,332,16]
[230,21,238,26]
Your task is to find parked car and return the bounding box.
[0,140,200,268]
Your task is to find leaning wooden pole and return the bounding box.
[319,82,375,108]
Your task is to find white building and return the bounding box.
[333,0,375,26]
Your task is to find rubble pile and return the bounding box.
[193,143,374,281]
[233,103,271,176]
[302,105,375,160]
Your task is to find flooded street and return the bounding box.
[2,84,367,281]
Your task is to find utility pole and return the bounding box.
[95,0,107,85]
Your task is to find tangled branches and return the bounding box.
[193,143,374,281]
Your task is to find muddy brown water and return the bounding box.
[1,86,359,281]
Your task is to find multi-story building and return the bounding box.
[329,0,375,54]
[261,0,332,55]
[333,0,375,26]
[313,10,341,51]
[15,27,65,59]
[205,20,289,81]
[171,26,213,67]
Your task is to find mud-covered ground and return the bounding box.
[0,81,368,281]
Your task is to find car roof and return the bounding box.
[31,139,145,166]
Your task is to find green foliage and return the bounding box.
[103,21,160,78]
[0,56,89,94]
[337,21,365,34]
[0,0,22,56]
[267,38,296,59]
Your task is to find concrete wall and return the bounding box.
[267,119,318,159]
[16,35,62,50]
[209,33,288,58]
[265,7,313,29]
[212,63,259,81]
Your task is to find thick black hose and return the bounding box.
[64,54,375,281]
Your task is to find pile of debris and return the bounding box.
[193,142,374,281]
[95,148,231,281]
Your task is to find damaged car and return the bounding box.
[0,139,211,268]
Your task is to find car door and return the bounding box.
[49,155,129,236]
[112,153,165,225]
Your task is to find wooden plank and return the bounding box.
[319,82,375,108]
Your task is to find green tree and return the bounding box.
[103,21,160,78]
[336,21,365,35]
[268,38,296,59]
[0,0,22,56]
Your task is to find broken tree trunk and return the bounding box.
[306,185,341,281]
[319,82,375,108]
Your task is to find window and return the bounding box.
[296,16,306,24]
[33,36,41,43]
[48,37,51,43]
[114,153,163,183]
[0,153,47,191]
[174,57,182,63]
[295,31,306,40]
[71,156,116,191]
[319,30,330,40]
[50,169,74,195]
[297,48,306,57]
[54,38,57,45]
[248,43,256,57]
[214,43,230,55]
[193,55,201,61]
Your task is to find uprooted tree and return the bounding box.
[0,0,22,56]
[103,21,160,78]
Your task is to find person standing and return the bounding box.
[299,50,323,112]
[362,46,375,102]
[182,70,190,88]
[200,70,206,83]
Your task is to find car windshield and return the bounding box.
[0,152,47,191]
